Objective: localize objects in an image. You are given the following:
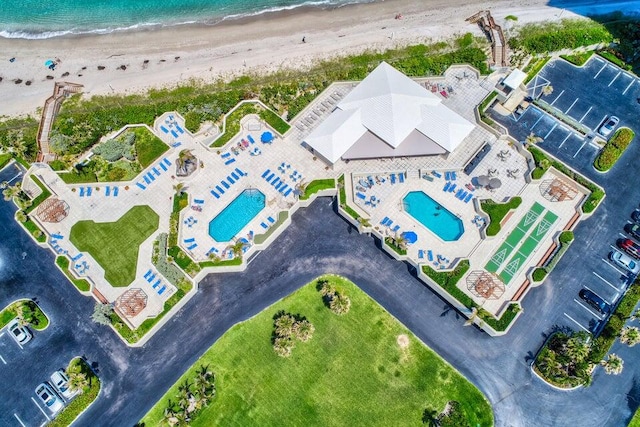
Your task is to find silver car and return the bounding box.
[610,250,640,274]
[7,319,32,345]
[35,383,64,414]
[50,369,77,400]
[599,116,619,137]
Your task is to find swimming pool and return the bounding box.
[403,191,464,241]
[209,189,265,242]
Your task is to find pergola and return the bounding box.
[540,178,578,202]
[35,198,69,223]
[115,288,148,318]
[466,270,505,300]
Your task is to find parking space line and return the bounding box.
[623,79,635,95]
[603,257,626,275]
[597,114,608,129]
[13,414,26,427]
[594,63,607,79]
[0,354,6,364]
[608,71,622,87]
[564,313,591,332]
[574,298,605,320]
[31,397,50,420]
[593,55,605,63]
[578,106,593,123]
[558,133,572,148]
[573,140,588,158]
[593,271,623,293]
[544,124,558,139]
[550,89,565,106]
[530,115,544,131]
[565,98,579,114]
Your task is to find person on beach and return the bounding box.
[302,36,306,43]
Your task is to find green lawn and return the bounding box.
[141,275,493,427]
[70,205,159,287]
[481,197,522,236]
[629,407,640,427]
[133,126,170,168]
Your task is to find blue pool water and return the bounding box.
[209,189,265,242]
[403,191,464,242]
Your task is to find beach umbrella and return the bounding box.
[401,231,418,244]
[489,178,502,189]
[44,60,54,67]
[261,131,274,143]
[476,175,490,186]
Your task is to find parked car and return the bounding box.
[7,319,32,345]
[35,383,64,414]
[50,369,76,400]
[579,289,611,315]
[599,116,619,137]
[618,238,640,259]
[625,223,640,240]
[610,250,640,274]
[632,209,640,223]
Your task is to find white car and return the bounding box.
[35,383,64,414]
[50,369,77,400]
[7,319,32,345]
[599,116,619,137]
[610,250,640,274]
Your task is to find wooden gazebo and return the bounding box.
[36,198,69,223]
[467,270,505,300]
[115,288,148,318]
[540,178,578,202]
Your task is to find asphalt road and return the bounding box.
[2,146,640,427]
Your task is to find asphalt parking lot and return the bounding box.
[490,55,640,172]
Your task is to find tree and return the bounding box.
[91,302,113,325]
[319,282,336,297]
[542,84,554,96]
[422,408,441,426]
[15,210,27,223]
[525,132,543,146]
[463,307,486,327]
[193,364,215,399]
[273,337,294,357]
[565,335,590,361]
[173,183,186,196]
[2,183,21,201]
[293,319,315,342]
[227,239,247,257]
[330,294,351,315]
[620,326,640,346]
[274,314,296,337]
[67,370,89,393]
[601,353,624,375]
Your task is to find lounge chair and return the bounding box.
[443,182,451,192]
[356,192,366,200]
[211,190,220,199]
[390,174,396,184]
[221,181,230,189]
[235,168,245,177]
[279,185,288,194]
[449,183,457,193]
[266,173,275,182]
[231,172,239,180]
[184,237,195,243]
[144,269,152,280]
[176,124,185,134]
[158,286,166,295]
[221,152,231,159]
[227,175,235,184]
[284,188,293,197]
[386,220,393,227]
[136,182,146,190]
[260,222,268,229]
[153,279,161,289]
[86,187,92,196]
[160,125,169,134]
[464,194,473,203]
[163,158,171,166]
[272,178,280,186]
[445,171,451,180]
[147,172,155,182]
[170,130,179,138]
[268,216,275,223]
[160,162,168,171]
[456,189,464,199]
[392,225,400,233]
[380,216,389,225]
[432,171,442,178]
[225,158,236,165]
[153,167,160,176]
[79,187,85,197]
[187,243,198,251]
[105,187,111,197]
[216,185,225,194]
[418,250,424,259]
[452,171,457,180]
[194,199,204,204]
[427,250,434,262]
[147,273,156,283]
[399,173,405,183]
[113,187,119,197]
[275,182,283,190]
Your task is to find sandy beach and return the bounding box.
[0,0,631,118]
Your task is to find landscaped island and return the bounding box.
[141,275,493,426]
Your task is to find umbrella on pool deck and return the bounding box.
[44,60,54,67]
[261,131,274,143]
[401,231,418,244]
[489,178,502,189]
[476,175,490,187]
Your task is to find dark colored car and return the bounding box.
[625,223,640,240]
[618,238,640,259]
[579,289,611,315]
[633,209,640,223]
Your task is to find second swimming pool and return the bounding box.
[403,191,464,241]
[209,189,265,242]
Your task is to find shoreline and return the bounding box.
[0,0,633,119]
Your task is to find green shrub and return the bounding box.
[594,128,635,171]
[532,267,548,281]
[47,358,100,427]
[505,15,518,21]
[384,237,407,256]
[598,50,632,70]
[300,179,335,200]
[481,303,520,331]
[509,19,613,54]
[560,51,594,66]
[56,256,91,292]
[481,197,522,236]
[337,175,361,222]
[153,233,188,286]
[456,33,474,49]
[559,230,574,244]
[523,56,551,83]
[422,260,473,307]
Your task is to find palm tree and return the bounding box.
[193,364,215,398]
[227,239,247,257]
[601,353,624,375]
[67,370,89,393]
[620,326,640,346]
[463,307,485,327]
[422,408,441,426]
[565,336,590,362]
[173,182,186,196]
[273,337,293,357]
[293,319,315,342]
[542,84,554,96]
[358,216,371,228]
[320,282,336,297]
[525,132,543,146]
[330,294,351,315]
[163,401,178,426]
[274,314,296,337]
[15,210,27,223]
[2,183,21,201]
[393,235,408,251]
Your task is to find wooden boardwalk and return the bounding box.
[37,82,83,162]
[466,10,508,68]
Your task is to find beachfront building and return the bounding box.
[303,62,475,164]
[20,62,593,343]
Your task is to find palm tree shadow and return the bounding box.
[440,304,459,319]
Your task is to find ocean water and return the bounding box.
[0,0,373,39]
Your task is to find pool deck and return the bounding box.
[23,64,592,334]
